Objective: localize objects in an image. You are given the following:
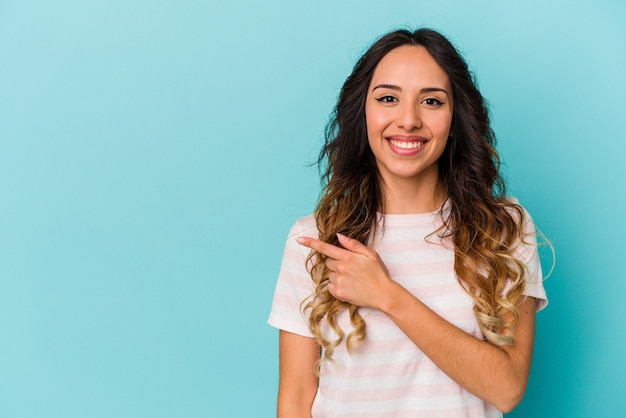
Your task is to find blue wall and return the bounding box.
[1,1,624,416]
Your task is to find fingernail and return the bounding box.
[297,237,306,244]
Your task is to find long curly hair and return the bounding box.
[304,28,530,372]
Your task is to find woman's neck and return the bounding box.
[381,176,447,214]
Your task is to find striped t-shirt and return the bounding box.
[269,203,548,418]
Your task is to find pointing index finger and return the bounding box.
[297,236,347,260]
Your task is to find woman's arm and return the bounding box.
[297,233,536,413]
[277,330,320,418]
[383,284,536,412]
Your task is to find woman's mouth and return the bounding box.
[388,139,425,150]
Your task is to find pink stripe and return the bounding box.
[322,357,440,379]
[319,381,468,403]
[333,402,496,418]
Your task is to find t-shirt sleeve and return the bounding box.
[268,218,317,337]
[514,204,549,311]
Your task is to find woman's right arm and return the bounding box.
[277,330,320,418]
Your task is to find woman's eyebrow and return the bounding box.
[421,87,449,95]
[372,83,402,91]
[371,84,449,95]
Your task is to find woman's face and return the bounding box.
[365,45,453,189]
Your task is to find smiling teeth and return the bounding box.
[390,140,423,149]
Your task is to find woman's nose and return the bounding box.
[396,103,422,131]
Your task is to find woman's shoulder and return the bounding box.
[500,196,534,226]
[295,213,316,228]
[287,214,318,239]
[504,196,520,205]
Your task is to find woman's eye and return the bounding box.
[423,98,443,106]
[375,96,397,103]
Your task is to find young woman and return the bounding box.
[269,28,548,418]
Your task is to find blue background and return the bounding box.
[1,1,625,417]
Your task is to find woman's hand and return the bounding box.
[297,233,397,310]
